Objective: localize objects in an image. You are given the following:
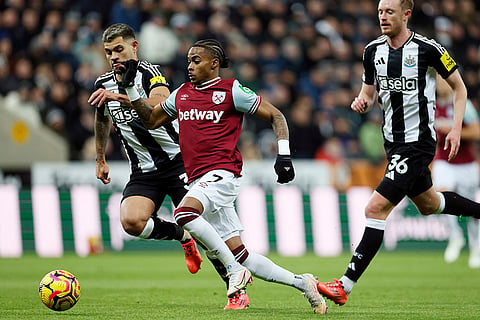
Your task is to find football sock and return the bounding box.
[139,217,184,240]
[206,254,229,288]
[180,230,191,243]
[138,218,154,238]
[242,252,295,286]
[180,215,238,267]
[339,276,355,294]
[231,244,249,264]
[441,191,480,218]
[344,218,385,283]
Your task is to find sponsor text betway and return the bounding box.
[178,109,224,123]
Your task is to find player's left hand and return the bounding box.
[274,155,295,183]
[118,59,138,87]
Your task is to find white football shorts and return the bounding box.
[186,169,244,240]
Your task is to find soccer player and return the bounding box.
[316,0,480,306]
[432,76,480,268]
[115,38,327,313]
[88,23,219,278]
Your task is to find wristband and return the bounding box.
[277,139,290,155]
[125,87,141,102]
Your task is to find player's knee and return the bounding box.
[364,203,389,220]
[120,214,145,236]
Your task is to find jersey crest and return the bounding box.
[403,55,416,68]
[212,91,226,104]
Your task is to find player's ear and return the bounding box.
[211,58,219,70]
[404,9,411,21]
[131,40,139,54]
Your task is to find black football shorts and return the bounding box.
[376,140,436,205]
[123,167,188,213]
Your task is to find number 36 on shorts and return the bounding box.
[387,154,409,174]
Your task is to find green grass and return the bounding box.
[1,250,479,319]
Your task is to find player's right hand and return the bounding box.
[88,88,114,107]
[118,59,138,88]
[351,96,368,113]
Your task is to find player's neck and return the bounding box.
[387,29,412,49]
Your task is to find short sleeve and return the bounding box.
[138,62,169,95]
[362,45,376,85]
[428,42,458,79]
[92,78,109,116]
[162,87,180,118]
[231,79,261,114]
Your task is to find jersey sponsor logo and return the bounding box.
[403,55,416,67]
[212,91,226,104]
[377,75,417,92]
[150,75,167,85]
[440,51,456,72]
[238,84,254,94]
[110,107,139,124]
[178,109,224,123]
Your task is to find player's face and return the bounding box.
[187,46,218,85]
[103,36,138,73]
[378,0,409,38]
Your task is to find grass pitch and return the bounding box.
[1,250,479,320]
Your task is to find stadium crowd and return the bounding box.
[0,0,479,186]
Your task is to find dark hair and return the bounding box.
[192,39,230,68]
[102,23,136,43]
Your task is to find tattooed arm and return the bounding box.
[253,99,289,141]
[95,108,112,184]
[253,98,295,183]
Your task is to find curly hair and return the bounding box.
[192,39,230,68]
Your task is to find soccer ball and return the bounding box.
[39,269,81,311]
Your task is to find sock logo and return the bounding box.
[348,262,356,271]
[353,252,363,259]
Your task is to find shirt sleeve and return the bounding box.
[428,41,458,79]
[362,45,376,85]
[92,78,109,116]
[231,79,262,114]
[139,62,169,96]
[161,87,180,119]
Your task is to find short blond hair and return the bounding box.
[401,0,414,11]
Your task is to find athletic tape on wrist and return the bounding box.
[277,140,290,155]
[125,86,141,102]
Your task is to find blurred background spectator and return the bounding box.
[0,0,478,187]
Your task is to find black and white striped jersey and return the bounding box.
[94,60,182,175]
[362,32,458,144]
